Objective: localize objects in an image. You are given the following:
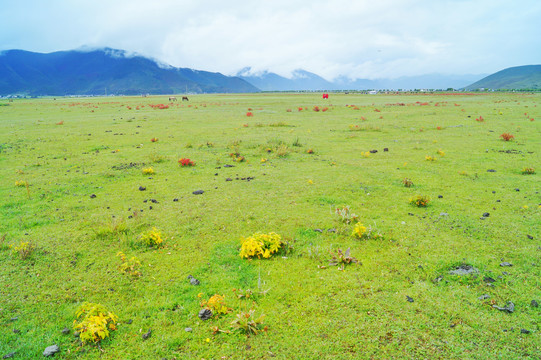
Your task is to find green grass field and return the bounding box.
[1,92,539,359]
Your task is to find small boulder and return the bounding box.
[192,190,204,195]
[449,264,479,276]
[500,262,513,267]
[142,329,152,340]
[198,308,212,320]
[43,345,60,357]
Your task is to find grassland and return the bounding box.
[0,92,539,359]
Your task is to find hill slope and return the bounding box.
[0,48,259,96]
[465,65,541,90]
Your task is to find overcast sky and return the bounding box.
[1,0,540,80]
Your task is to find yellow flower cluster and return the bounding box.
[201,294,229,316]
[140,227,165,248]
[240,232,282,259]
[142,167,155,175]
[73,302,118,344]
[351,223,367,239]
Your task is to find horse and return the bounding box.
[182,96,189,101]
[169,96,177,102]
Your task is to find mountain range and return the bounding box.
[0,48,258,96]
[0,48,539,96]
[237,67,486,91]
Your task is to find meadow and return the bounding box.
[0,92,539,359]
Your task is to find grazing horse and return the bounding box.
[182,96,189,101]
[169,96,177,102]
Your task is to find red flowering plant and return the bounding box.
[178,158,195,166]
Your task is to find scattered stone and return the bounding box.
[492,301,514,313]
[432,275,443,283]
[484,276,496,283]
[198,308,212,320]
[449,264,479,276]
[500,262,513,267]
[531,300,539,307]
[487,169,496,172]
[478,294,490,300]
[223,164,235,168]
[90,194,96,198]
[314,229,323,233]
[527,235,533,240]
[3,353,15,359]
[327,228,337,233]
[13,329,20,334]
[62,327,70,335]
[482,212,490,217]
[406,296,414,303]
[440,212,449,217]
[369,149,378,153]
[225,178,232,181]
[150,199,158,203]
[10,317,18,322]
[383,148,389,152]
[438,195,443,199]
[138,186,146,191]
[173,198,179,202]
[125,319,133,324]
[185,327,192,332]
[142,329,152,340]
[190,278,200,286]
[521,329,531,334]
[192,190,204,195]
[43,345,60,357]
[515,188,520,192]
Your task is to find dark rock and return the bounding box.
[43,345,60,357]
[449,264,479,276]
[515,188,520,191]
[527,235,533,240]
[484,276,496,283]
[198,308,213,320]
[369,149,378,153]
[150,199,158,203]
[500,262,513,267]
[314,229,323,233]
[483,212,490,217]
[190,278,200,285]
[406,296,414,303]
[142,329,152,340]
[12,329,20,334]
[492,301,514,313]
[531,300,539,307]
[3,353,15,359]
[487,169,496,172]
[327,228,337,233]
[61,327,70,335]
[438,195,443,198]
[383,148,389,152]
[223,164,234,168]
[520,329,531,334]
[125,319,133,324]
[173,198,179,202]
[138,186,146,191]
[226,178,232,181]
[192,190,204,195]
[90,194,96,198]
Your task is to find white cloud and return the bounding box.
[0,0,540,79]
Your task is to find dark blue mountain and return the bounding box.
[0,48,259,96]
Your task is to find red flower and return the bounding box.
[178,158,195,166]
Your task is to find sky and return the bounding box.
[1,0,540,80]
